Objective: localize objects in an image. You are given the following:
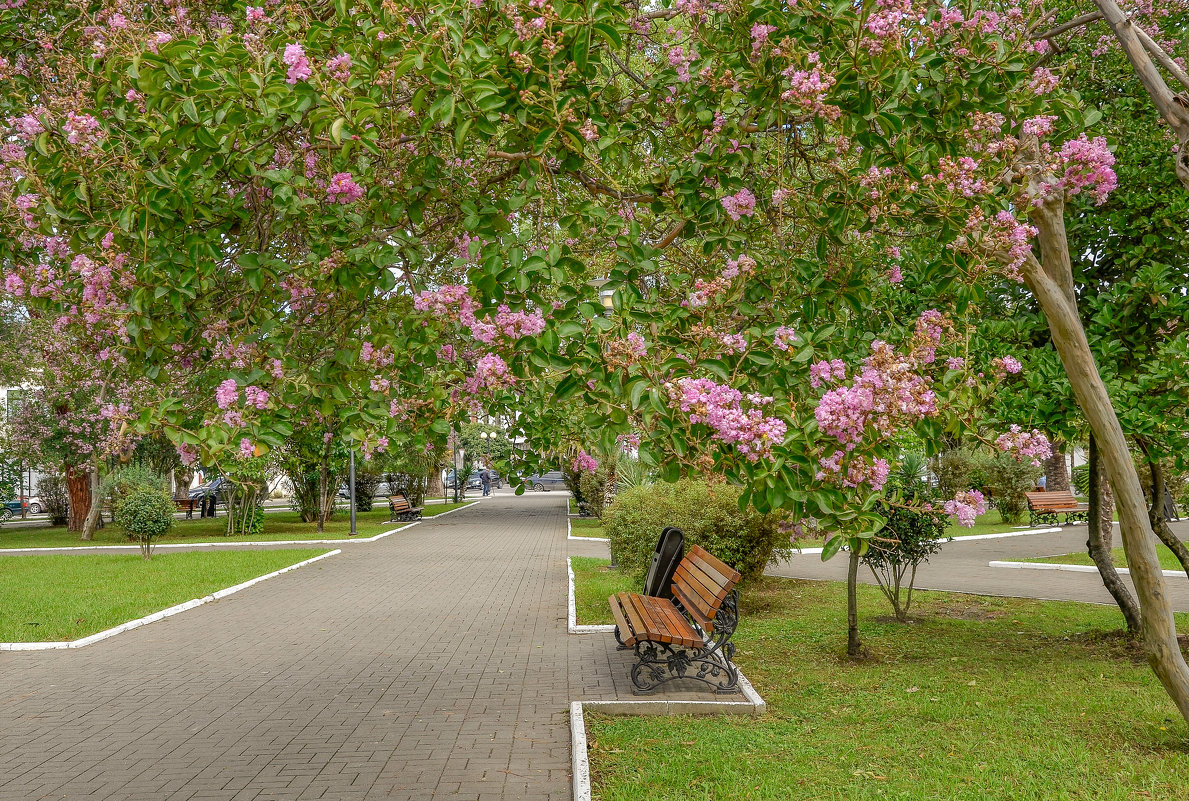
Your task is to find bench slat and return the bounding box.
[609,593,638,646]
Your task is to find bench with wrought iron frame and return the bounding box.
[1025,490,1089,527]
[174,498,199,519]
[388,494,423,522]
[609,544,742,695]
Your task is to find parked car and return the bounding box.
[188,477,227,502]
[2,498,26,518]
[25,496,44,514]
[444,470,483,491]
[520,470,567,491]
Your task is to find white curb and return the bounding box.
[570,702,593,801]
[989,560,1187,578]
[1,549,341,651]
[0,507,484,555]
[788,526,1066,557]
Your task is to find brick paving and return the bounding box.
[0,493,592,801]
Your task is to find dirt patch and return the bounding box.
[930,602,1005,621]
[1061,630,1189,663]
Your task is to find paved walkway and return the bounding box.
[1,493,581,801]
[768,520,1189,612]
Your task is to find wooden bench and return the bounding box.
[609,544,742,695]
[388,494,423,522]
[1026,490,1089,527]
[174,498,199,519]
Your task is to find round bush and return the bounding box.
[115,488,176,551]
[603,479,789,583]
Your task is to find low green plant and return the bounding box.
[1072,463,1090,495]
[353,470,381,512]
[37,474,69,526]
[981,453,1042,524]
[603,478,788,583]
[936,447,979,500]
[114,488,176,559]
[862,480,946,621]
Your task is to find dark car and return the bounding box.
[444,470,484,491]
[520,470,567,491]
[1,499,26,520]
[188,477,227,502]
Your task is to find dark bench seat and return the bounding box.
[1026,490,1089,527]
[609,544,742,695]
[174,498,199,519]
[388,494,423,522]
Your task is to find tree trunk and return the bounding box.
[1024,200,1189,725]
[1142,451,1189,581]
[81,456,104,541]
[1044,441,1070,492]
[603,459,618,513]
[847,544,862,658]
[1087,435,1141,635]
[65,463,91,536]
[173,468,194,501]
[426,464,444,498]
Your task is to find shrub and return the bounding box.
[936,448,978,500]
[101,465,168,537]
[353,470,381,512]
[580,461,608,518]
[981,453,1042,524]
[115,488,176,559]
[37,475,69,526]
[603,478,789,583]
[861,481,946,621]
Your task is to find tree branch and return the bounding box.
[1033,11,1103,41]
[1133,25,1189,94]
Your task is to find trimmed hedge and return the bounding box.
[603,479,789,583]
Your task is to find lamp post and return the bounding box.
[452,432,461,504]
[348,448,357,537]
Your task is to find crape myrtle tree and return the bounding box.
[3,1,1189,720]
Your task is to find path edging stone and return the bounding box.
[990,559,1187,578]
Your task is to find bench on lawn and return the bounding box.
[174,498,199,519]
[609,544,742,695]
[1026,490,1089,527]
[388,494,423,523]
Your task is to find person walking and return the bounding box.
[480,468,492,497]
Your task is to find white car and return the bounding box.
[26,496,44,514]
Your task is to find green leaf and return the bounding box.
[330,117,347,145]
[820,536,845,561]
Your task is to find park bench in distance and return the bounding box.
[609,544,742,695]
[174,498,199,519]
[388,494,423,523]
[1025,490,1089,527]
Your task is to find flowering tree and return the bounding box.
[3,1,1189,720]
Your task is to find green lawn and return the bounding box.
[0,503,473,550]
[1027,545,1188,573]
[572,556,625,625]
[0,548,329,642]
[791,509,1050,550]
[571,518,606,538]
[574,559,1189,800]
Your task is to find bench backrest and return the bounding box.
[1026,491,1080,509]
[389,494,411,512]
[671,544,741,634]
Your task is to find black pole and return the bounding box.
[349,449,357,536]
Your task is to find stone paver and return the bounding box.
[768,520,1189,612]
[0,493,580,801]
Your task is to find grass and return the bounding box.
[572,556,626,625]
[0,502,473,550]
[574,558,1189,800]
[1027,545,1188,573]
[571,517,606,539]
[0,548,328,642]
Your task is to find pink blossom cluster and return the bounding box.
[955,208,1037,280]
[626,332,647,358]
[773,326,797,352]
[1028,67,1059,95]
[813,340,937,448]
[239,438,256,459]
[572,450,599,473]
[215,378,239,409]
[781,54,840,120]
[864,0,912,42]
[177,443,199,467]
[1021,115,1058,138]
[924,156,988,198]
[361,436,389,459]
[327,172,364,203]
[994,425,1051,467]
[325,53,351,81]
[944,489,987,528]
[808,359,846,389]
[751,23,777,54]
[360,341,395,368]
[244,385,269,410]
[720,188,756,221]
[689,254,756,306]
[62,112,104,151]
[464,353,514,395]
[667,45,697,82]
[991,355,1022,376]
[667,378,787,461]
[283,43,312,85]
[720,333,748,353]
[818,451,892,492]
[414,285,478,318]
[1056,135,1117,205]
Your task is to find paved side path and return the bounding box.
[0,494,573,801]
[769,521,1189,612]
